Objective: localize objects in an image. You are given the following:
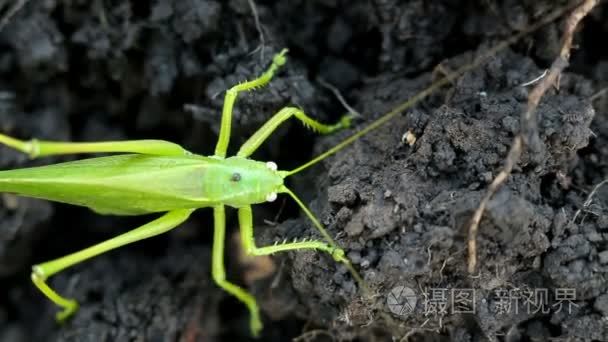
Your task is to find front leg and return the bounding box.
[214,49,288,158]
[211,205,263,337]
[237,206,348,264]
[238,205,367,294]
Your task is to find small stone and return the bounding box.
[2,193,19,210]
[344,210,364,237]
[335,206,353,227]
[328,183,358,206]
[347,250,361,264]
[594,294,608,315]
[598,250,608,264]
[587,231,602,242]
[481,171,493,183]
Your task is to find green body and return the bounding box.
[0,154,283,215]
[0,49,356,337]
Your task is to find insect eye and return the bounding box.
[231,172,241,182]
[266,161,277,171]
[266,192,277,202]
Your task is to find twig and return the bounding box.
[293,329,335,342]
[399,319,436,342]
[0,0,29,32]
[520,69,549,87]
[467,0,600,274]
[317,77,362,118]
[247,0,266,61]
[263,197,287,226]
[572,178,608,223]
[589,86,608,101]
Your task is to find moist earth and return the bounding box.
[0,1,607,341]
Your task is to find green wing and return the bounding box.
[0,154,213,215]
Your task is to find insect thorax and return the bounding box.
[203,156,284,208]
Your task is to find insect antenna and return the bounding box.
[281,185,368,292]
[284,1,579,178]
[277,0,580,300]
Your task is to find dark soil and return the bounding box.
[0,1,607,341]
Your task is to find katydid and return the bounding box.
[0,49,359,337]
[0,3,576,334]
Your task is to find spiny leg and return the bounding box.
[212,205,262,337]
[0,134,190,158]
[214,49,288,158]
[237,206,348,264]
[239,204,367,294]
[31,209,194,322]
[237,107,353,158]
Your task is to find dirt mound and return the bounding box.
[0,1,606,341]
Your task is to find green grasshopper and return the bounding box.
[0,1,577,333]
[0,49,359,337]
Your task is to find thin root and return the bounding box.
[467,0,600,274]
[0,0,29,32]
[317,76,362,118]
[520,69,549,87]
[247,0,266,61]
[589,87,608,102]
[293,329,336,342]
[572,178,608,223]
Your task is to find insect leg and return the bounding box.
[214,49,288,158]
[31,209,194,322]
[237,107,353,157]
[212,205,262,337]
[238,206,348,265]
[0,134,190,158]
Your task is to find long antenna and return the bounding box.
[282,186,368,292]
[286,2,581,177]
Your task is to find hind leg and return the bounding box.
[31,209,193,322]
